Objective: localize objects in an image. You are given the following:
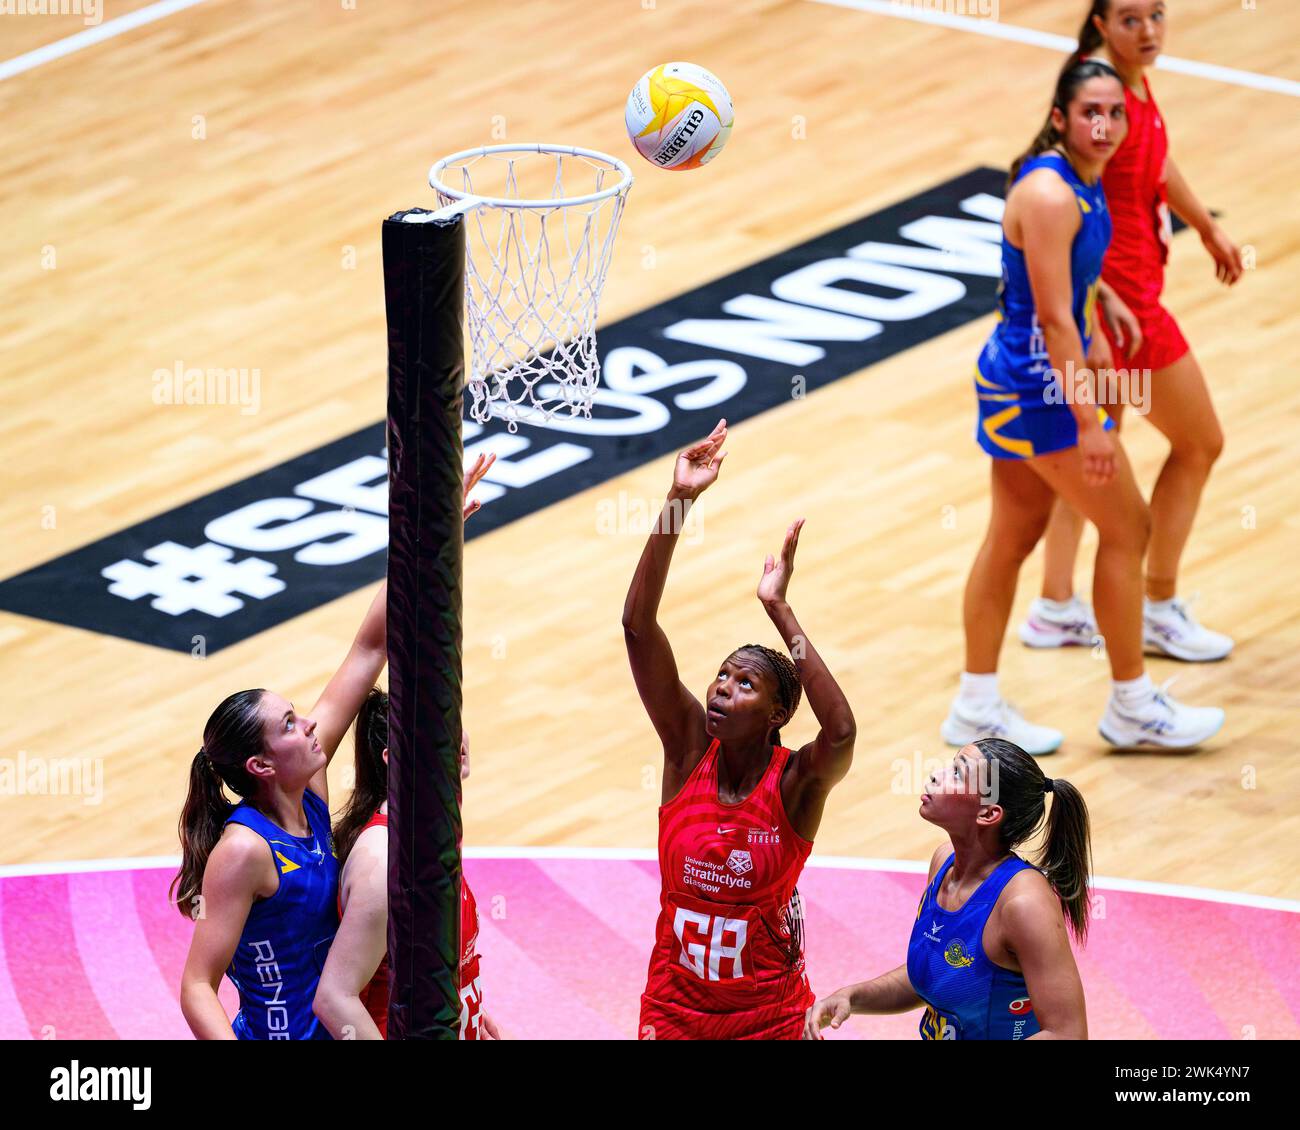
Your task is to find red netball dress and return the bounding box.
[639,738,814,1040]
[342,810,484,1039]
[1094,70,1189,372]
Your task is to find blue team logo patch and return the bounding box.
[943,939,975,968]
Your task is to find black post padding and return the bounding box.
[383,208,465,1041]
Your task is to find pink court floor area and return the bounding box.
[1,851,1296,1040]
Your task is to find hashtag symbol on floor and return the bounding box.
[101,541,285,617]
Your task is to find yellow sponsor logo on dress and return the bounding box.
[944,940,975,968]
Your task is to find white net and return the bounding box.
[430,144,633,431]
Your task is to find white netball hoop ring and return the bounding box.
[428,142,634,217]
[418,143,634,430]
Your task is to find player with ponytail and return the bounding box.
[172,452,493,1040]
[312,688,499,1039]
[173,585,387,1040]
[942,55,1224,753]
[805,738,1090,1040]
[625,418,857,1040]
[1022,0,1243,665]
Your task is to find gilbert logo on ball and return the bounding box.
[625,62,734,170]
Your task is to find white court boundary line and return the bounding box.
[0,0,211,83]
[2,849,1296,913]
[810,0,1300,98]
[4,0,1297,97]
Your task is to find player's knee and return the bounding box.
[1098,503,1150,556]
[1173,424,1224,472]
[1202,425,1225,468]
[992,526,1044,565]
[1126,504,1153,555]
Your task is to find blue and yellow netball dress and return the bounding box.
[975,151,1114,458]
[906,852,1041,1040]
[224,788,339,1040]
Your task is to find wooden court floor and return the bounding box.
[1,0,1297,901]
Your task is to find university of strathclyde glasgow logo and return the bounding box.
[726,849,753,876]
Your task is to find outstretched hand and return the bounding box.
[758,518,804,607]
[463,452,496,520]
[803,993,851,1040]
[673,419,728,497]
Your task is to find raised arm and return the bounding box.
[762,521,856,838]
[621,420,727,784]
[307,580,388,800]
[307,452,496,801]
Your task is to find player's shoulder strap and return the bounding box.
[686,737,720,787]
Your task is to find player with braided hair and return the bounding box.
[624,418,857,1040]
[732,644,802,747]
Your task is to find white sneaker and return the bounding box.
[1019,596,1101,649]
[1098,681,1225,750]
[941,698,1064,756]
[1143,597,1233,662]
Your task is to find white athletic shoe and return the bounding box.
[1018,596,1101,649]
[1143,597,1234,662]
[1098,681,1226,750]
[941,698,1064,756]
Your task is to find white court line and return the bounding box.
[810,0,1300,98]
[2,2,1295,94]
[2,849,1296,913]
[0,0,211,83]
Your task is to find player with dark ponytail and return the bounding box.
[173,452,494,1040]
[173,584,388,1040]
[942,54,1224,754]
[805,738,1090,1040]
[313,687,499,1039]
[1022,0,1243,665]
[1006,57,1123,184]
[625,418,857,1040]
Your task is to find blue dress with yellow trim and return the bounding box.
[906,852,1041,1040]
[224,788,339,1040]
[975,151,1113,459]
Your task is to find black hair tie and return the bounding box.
[1043,777,1056,794]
